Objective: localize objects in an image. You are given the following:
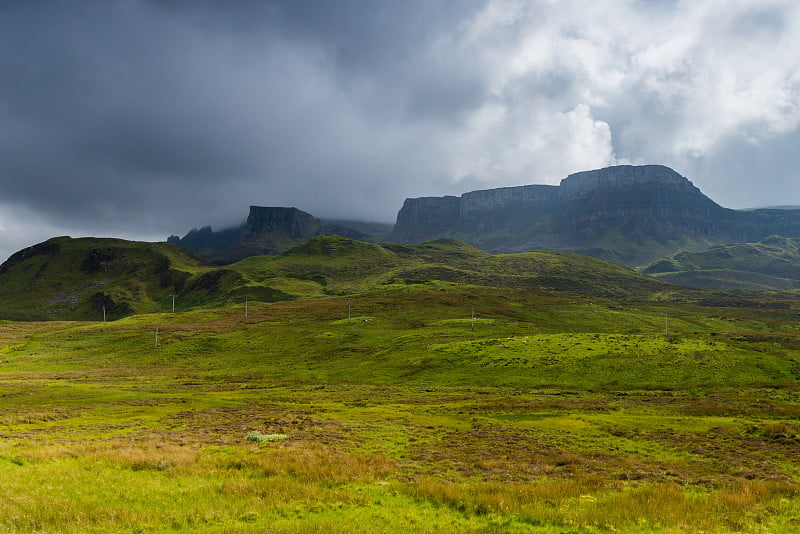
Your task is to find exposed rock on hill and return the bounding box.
[243,207,319,240]
[168,206,371,263]
[390,165,800,266]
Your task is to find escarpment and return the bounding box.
[391,165,800,266]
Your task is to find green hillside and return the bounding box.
[0,237,209,320]
[239,236,670,299]
[0,235,672,321]
[643,235,800,290]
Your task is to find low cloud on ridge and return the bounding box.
[1,0,799,260]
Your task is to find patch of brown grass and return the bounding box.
[234,441,397,484]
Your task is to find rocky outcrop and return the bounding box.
[390,165,800,266]
[169,206,371,263]
[243,207,319,240]
[167,226,240,253]
[0,240,62,275]
[393,196,461,243]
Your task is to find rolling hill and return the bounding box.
[0,237,210,320]
[0,234,671,320]
[643,235,800,290]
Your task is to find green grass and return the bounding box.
[585,228,714,268]
[644,236,800,290]
[0,235,672,321]
[1,281,800,532]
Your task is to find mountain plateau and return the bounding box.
[390,165,800,266]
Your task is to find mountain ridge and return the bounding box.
[390,165,800,266]
[162,164,800,269]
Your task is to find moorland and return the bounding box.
[0,235,799,532]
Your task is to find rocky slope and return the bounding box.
[390,165,800,266]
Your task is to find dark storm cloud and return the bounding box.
[1,0,800,261]
[0,0,486,241]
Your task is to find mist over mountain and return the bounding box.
[167,206,378,264]
[164,165,800,268]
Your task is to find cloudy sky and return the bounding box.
[1,0,800,261]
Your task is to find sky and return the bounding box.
[1,0,800,261]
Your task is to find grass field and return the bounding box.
[1,282,799,532]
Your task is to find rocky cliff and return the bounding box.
[243,207,319,240]
[169,206,370,263]
[390,165,800,266]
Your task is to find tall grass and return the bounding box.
[409,479,800,532]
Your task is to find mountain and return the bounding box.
[390,165,800,267]
[167,206,372,263]
[643,235,800,290]
[0,234,669,320]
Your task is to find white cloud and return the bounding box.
[432,0,800,202]
[444,102,619,189]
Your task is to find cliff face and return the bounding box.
[394,196,460,243]
[169,206,371,263]
[243,207,319,240]
[390,165,800,266]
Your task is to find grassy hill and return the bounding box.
[643,235,800,290]
[0,237,211,320]
[0,235,672,321]
[237,236,670,298]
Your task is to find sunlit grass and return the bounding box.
[1,284,799,531]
